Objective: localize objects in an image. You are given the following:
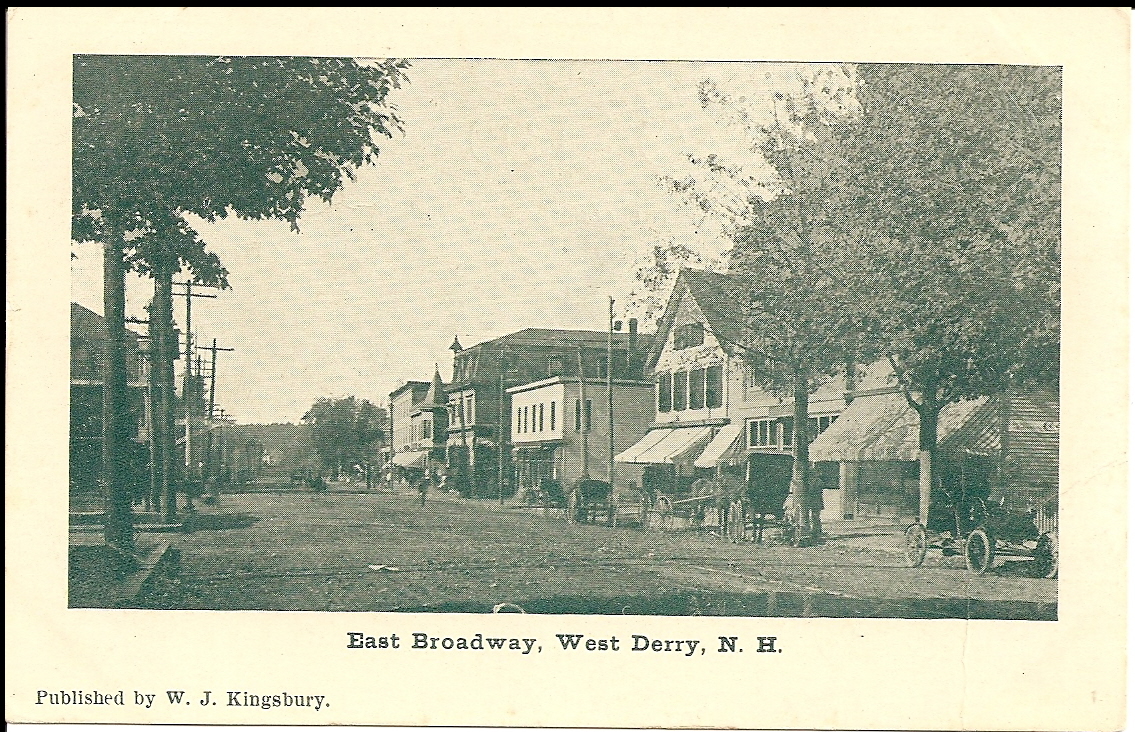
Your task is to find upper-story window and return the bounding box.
[672,371,688,412]
[689,368,706,410]
[516,407,522,434]
[464,394,475,424]
[657,372,672,413]
[706,364,723,408]
[674,322,704,350]
[538,403,545,432]
[550,401,556,431]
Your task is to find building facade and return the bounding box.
[616,271,876,523]
[508,376,654,501]
[446,326,647,498]
[388,379,430,474]
[70,303,151,512]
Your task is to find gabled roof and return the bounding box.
[645,269,751,372]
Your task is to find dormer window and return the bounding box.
[674,322,704,350]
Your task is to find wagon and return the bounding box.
[903,483,1058,577]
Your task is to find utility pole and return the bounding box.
[197,338,234,490]
[173,281,218,510]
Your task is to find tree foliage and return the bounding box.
[302,397,387,478]
[845,64,1061,404]
[72,55,410,277]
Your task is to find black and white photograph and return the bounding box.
[6,8,1128,731]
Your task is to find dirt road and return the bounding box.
[137,490,1056,618]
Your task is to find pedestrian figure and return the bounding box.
[417,476,428,507]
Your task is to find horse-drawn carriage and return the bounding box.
[637,454,795,541]
[903,468,1058,577]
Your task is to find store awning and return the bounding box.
[615,426,714,465]
[810,393,992,462]
[391,450,428,468]
[694,422,745,469]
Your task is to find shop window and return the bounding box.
[673,371,688,411]
[689,368,706,410]
[706,364,723,408]
[657,372,672,413]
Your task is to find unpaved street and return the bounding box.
[138,489,1056,618]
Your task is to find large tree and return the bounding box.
[302,397,387,480]
[72,56,409,542]
[843,64,1061,524]
[665,65,866,542]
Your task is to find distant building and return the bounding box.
[70,303,150,511]
[407,368,450,476]
[446,325,647,498]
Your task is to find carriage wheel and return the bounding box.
[1033,531,1058,579]
[903,524,928,567]
[965,527,995,575]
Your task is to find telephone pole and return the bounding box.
[173,281,218,510]
[197,338,234,488]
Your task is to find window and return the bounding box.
[674,322,705,350]
[689,368,706,410]
[465,394,474,424]
[748,419,774,448]
[550,401,556,431]
[781,417,794,447]
[424,420,432,440]
[516,407,522,434]
[673,371,688,411]
[584,400,592,431]
[808,415,837,441]
[523,405,529,433]
[575,399,582,431]
[538,403,544,432]
[657,373,672,413]
[706,364,723,408]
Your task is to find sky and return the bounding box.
[70,59,810,424]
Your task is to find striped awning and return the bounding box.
[694,422,745,469]
[392,450,428,468]
[615,426,714,465]
[810,393,993,462]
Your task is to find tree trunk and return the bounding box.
[151,252,178,522]
[916,399,939,526]
[102,240,134,550]
[786,370,819,542]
